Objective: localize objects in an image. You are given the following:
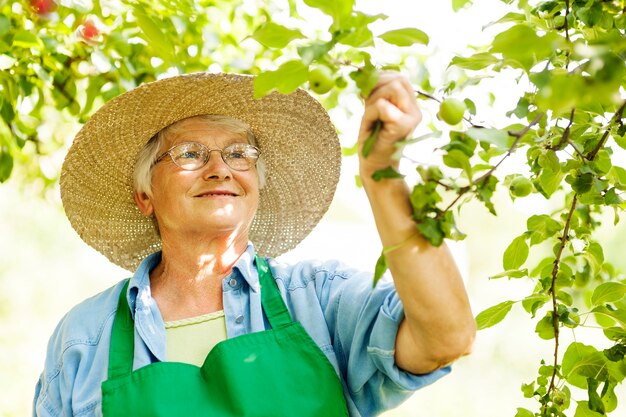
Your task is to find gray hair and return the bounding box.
[133,115,267,197]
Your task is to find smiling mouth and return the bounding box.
[195,191,238,197]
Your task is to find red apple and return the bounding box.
[31,0,57,15]
[81,20,99,40]
[77,17,103,45]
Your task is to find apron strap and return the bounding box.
[255,256,293,328]
[108,280,135,379]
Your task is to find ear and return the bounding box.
[134,190,154,217]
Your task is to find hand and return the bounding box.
[358,72,421,174]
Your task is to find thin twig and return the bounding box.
[568,141,586,160]
[564,0,571,67]
[550,109,575,150]
[475,112,545,182]
[587,99,626,160]
[544,195,578,413]
[436,113,544,219]
[414,89,439,102]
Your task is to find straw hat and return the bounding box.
[60,73,341,272]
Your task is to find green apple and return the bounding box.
[509,176,533,198]
[438,98,467,125]
[308,66,334,94]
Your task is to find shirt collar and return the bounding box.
[232,242,261,293]
[127,243,261,311]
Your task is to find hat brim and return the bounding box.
[60,73,341,271]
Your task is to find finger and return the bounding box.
[359,98,420,142]
[366,75,418,115]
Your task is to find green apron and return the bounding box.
[101,256,350,416]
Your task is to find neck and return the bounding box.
[150,230,249,320]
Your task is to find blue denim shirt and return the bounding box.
[33,244,449,417]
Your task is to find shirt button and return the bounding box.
[235,315,244,324]
[228,278,238,288]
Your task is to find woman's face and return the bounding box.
[135,116,260,241]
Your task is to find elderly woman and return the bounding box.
[34,72,475,417]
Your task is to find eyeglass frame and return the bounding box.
[153,141,261,172]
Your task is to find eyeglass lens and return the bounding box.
[170,142,259,171]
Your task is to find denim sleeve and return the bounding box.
[33,283,123,417]
[325,267,450,415]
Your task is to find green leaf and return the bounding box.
[591,282,626,306]
[372,250,387,287]
[378,28,429,46]
[604,188,622,205]
[416,217,444,247]
[442,149,472,181]
[571,172,594,194]
[476,300,515,330]
[535,314,556,340]
[562,343,607,388]
[503,235,529,270]
[342,142,358,156]
[362,120,382,158]
[592,306,626,328]
[336,12,385,48]
[133,7,175,60]
[490,24,559,71]
[537,151,563,197]
[452,0,473,12]
[0,150,13,182]
[349,65,379,98]
[586,378,605,415]
[574,401,604,417]
[489,269,528,279]
[522,293,550,316]
[607,166,626,189]
[371,166,404,182]
[465,127,510,150]
[527,214,562,245]
[475,175,498,215]
[12,30,44,49]
[450,53,499,70]
[514,408,535,417]
[303,0,354,23]
[0,15,10,36]
[253,60,309,99]
[252,22,304,49]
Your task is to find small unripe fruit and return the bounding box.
[509,176,533,198]
[308,66,334,94]
[553,15,566,28]
[438,98,466,125]
[334,76,348,89]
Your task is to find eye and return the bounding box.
[178,150,202,159]
[225,144,256,160]
[173,143,206,161]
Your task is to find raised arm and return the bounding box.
[358,72,476,375]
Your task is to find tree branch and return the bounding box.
[564,0,571,66]
[475,112,545,183]
[415,89,439,102]
[586,99,626,160]
[544,194,578,412]
[436,112,544,218]
[550,108,575,151]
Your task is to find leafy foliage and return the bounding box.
[3,0,626,415]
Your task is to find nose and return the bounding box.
[201,150,231,181]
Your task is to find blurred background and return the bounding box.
[2,0,626,416]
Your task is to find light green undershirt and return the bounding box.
[164,310,227,367]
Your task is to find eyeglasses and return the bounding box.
[154,142,260,172]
